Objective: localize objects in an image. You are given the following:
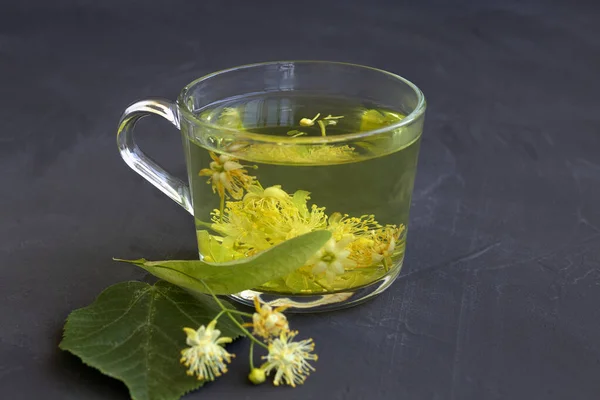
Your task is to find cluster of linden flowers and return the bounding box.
[180,297,317,387]
[231,143,357,164]
[198,151,405,284]
[201,108,357,164]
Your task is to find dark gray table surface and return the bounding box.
[2,0,600,399]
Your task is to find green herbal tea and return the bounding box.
[182,94,421,295]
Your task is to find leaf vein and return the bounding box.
[68,288,151,341]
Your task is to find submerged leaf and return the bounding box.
[197,230,240,262]
[116,230,332,295]
[291,190,312,218]
[59,281,242,400]
[217,107,244,129]
[360,109,405,131]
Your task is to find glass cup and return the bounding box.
[117,61,426,311]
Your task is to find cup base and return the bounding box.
[228,265,402,313]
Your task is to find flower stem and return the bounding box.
[226,309,253,317]
[199,281,268,350]
[249,341,255,369]
[317,120,327,136]
[144,264,268,350]
[301,271,333,292]
[214,310,227,321]
[309,274,333,291]
[213,309,253,321]
[219,195,225,223]
[313,279,333,291]
[221,304,268,349]
[195,219,220,234]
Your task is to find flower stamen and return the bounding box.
[261,330,318,387]
[248,296,290,340]
[180,320,235,381]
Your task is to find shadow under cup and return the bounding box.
[118,61,426,312]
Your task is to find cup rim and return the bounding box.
[176,60,426,144]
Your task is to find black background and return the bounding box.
[1,0,600,399]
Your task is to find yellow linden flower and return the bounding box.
[201,168,403,275]
[211,197,280,251]
[298,113,344,136]
[233,143,356,164]
[344,224,405,268]
[306,235,357,283]
[371,224,405,265]
[256,202,327,242]
[211,185,327,253]
[244,297,289,340]
[327,212,381,240]
[308,145,355,161]
[210,201,272,251]
[199,152,256,200]
[299,113,320,127]
[180,320,235,381]
[242,185,290,209]
[284,204,328,238]
[262,331,318,387]
[346,236,377,267]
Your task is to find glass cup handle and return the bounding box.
[117,98,193,215]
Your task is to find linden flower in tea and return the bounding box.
[205,177,405,286]
[224,113,354,163]
[327,212,381,239]
[199,152,256,200]
[211,185,328,252]
[346,225,404,270]
[299,113,344,136]
[180,320,235,381]
[194,108,408,291]
[306,235,357,283]
[371,225,405,266]
[210,186,403,287]
[231,143,357,164]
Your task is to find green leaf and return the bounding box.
[284,270,323,293]
[359,109,405,131]
[217,107,244,129]
[59,281,242,400]
[291,190,312,218]
[197,230,239,263]
[116,230,331,295]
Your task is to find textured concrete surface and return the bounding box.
[1,0,599,398]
